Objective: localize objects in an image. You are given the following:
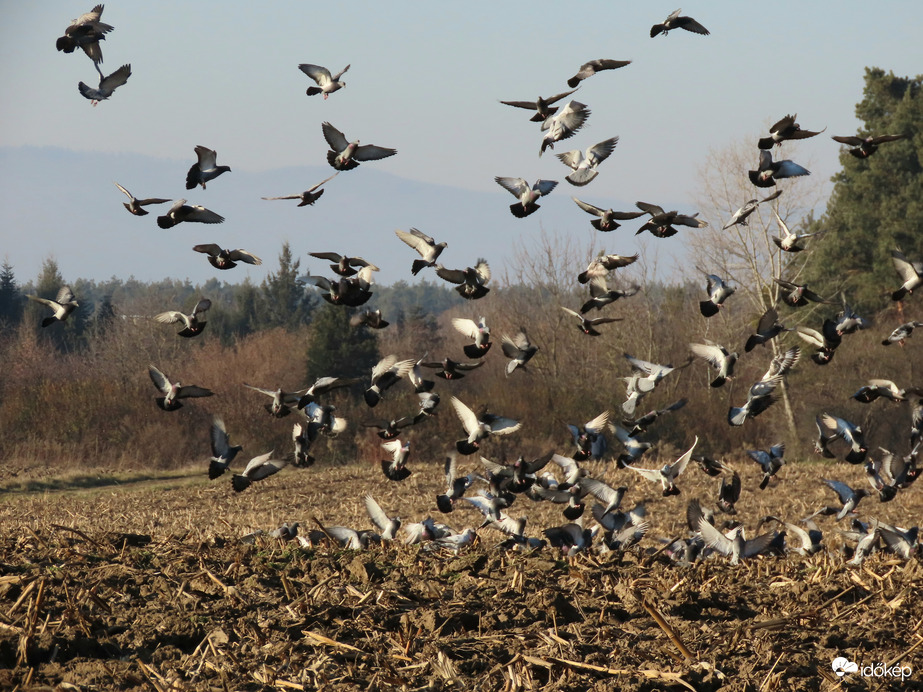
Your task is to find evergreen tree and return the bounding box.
[803,68,923,312]
[261,242,312,329]
[305,303,379,381]
[0,261,23,328]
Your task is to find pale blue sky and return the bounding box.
[0,2,921,284]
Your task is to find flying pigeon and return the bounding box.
[650,9,709,37]
[556,137,619,186]
[148,365,213,411]
[566,59,631,88]
[495,177,558,218]
[832,133,906,158]
[261,173,338,206]
[157,200,225,229]
[499,88,579,122]
[154,297,211,338]
[186,146,231,190]
[322,122,396,171]
[26,286,79,327]
[193,244,262,270]
[395,228,447,275]
[77,63,130,105]
[758,114,825,149]
[299,63,350,99]
[114,183,170,216]
[539,100,590,156]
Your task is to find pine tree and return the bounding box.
[802,68,923,312]
[261,242,312,329]
[305,303,379,381]
[0,261,23,328]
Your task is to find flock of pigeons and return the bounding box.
[46,7,922,563]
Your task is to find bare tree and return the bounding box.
[689,136,827,441]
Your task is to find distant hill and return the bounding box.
[0,146,655,287]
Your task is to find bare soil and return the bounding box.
[1,457,921,691]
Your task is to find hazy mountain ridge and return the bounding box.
[0,146,646,287]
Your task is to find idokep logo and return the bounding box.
[832,656,912,681]
[831,657,858,676]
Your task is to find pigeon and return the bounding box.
[822,480,870,521]
[877,524,920,559]
[450,396,522,455]
[156,200,224,229]
[689,341,737,388]
[819,413,868,464]
[577,253,639,283]
[566,59,631,88]
[364,355,415,407]
[299,63,350,99]
[699,274,735,317]
[114,183,170,216]
[622,398,687,437]
[452,317,491,359]
[774,278,834,307]
[650,9,710,37]
[745,306,790,352]
[269,523,300,542]
[78,63,130,105]
[728,375,782,426]
[364,494,401,540]
[561,306,622,336]
[832,133,906,158]
[499,88,579,122]
[381,439,411,481]
[759,345,801,381]
[350,309,389,329]
[758,114,825,149]
[635,202,707,238]
[864,455,900,503]
[501,328,539,375]
[296,375,362,409]
[747,443,785,490]
[717,471,742,514]
[771,210,823,252]
[421,356,484,380]
[292,422,314,468]
[749,150,811,187]
[303,402,347,440]
[26,285,79,327]
[394,228,447,275]
[697,520,778,566]
[539,100,590,156]
[208,417,242,480]
[572,198,645,232]
[567,410,610,461]
[543,523,593,555]
[625,437,697,496]
[436,260,491,299]
[186,146,231,190]
[261,173,338,206]
[309,252,378,278]
[193,244,262,270]
[890,249,923,301]
[555,137,619,186]
[363,416,415,441]
[148,365,213,411]
[882,321,923,346]
[833,301,871,335]
[56,4,113,71]
[852,379,918,403]
[154,297,211,338]
[303,271,376,307]
[231,451,287,492]
[624,353,689,393]
[243,384,306,418]
[494,177,558,218]
[580,277,640,313]
[322,122,396,171]
[795,324,839,365]
[436,453,478,513]
[610,424,653,467]
[722,190,782,229]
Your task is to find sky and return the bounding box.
[1,1,921,286]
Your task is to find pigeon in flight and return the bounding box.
[436,260,491,299]
[148,365,213,411]
[78,63,131,105]
[261,173,338,206]
[394,228,447,275]
[499,88,578,122]
[208,417,242,480]
[577,253,639,284]
[567,59,631,88]
[832,133,906,158]
[57,4,113,72]
[322,122,397,171]
[232,451,288,492]
[699,274,735,317]
[572,198,645,232]
[561,306,622,336]
[185,146,231,190]
[501,328,539,375]
[299,63,350,99]
[26,286,79,327]
[722,189,782,229]
[749,150,811,188]
[495,177,558,218]
[555,137,619,186]
[771,210,823,252]
[193,244,262,270]
[154,297,212,338]
[890,250,923,301]
[114,183,170,216]
[157,200,225,229]
[758,114,825,149]
[650,10,710,37]
[635,202,707,238]
[539,100,590,156]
